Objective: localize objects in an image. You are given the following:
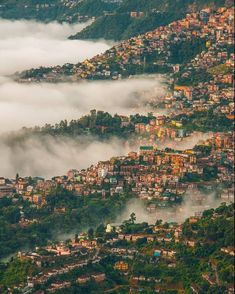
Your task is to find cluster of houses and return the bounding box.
[17,233,102,291]
[19,7,233,81]
[12,205,234,293]
[2,5,234,294]
[19,6,234,124]
[13,221,181,291]
[0,133,234,219]
[168,8,234,116]
[134,115,189,141]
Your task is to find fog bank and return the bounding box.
[117,193,225,225]
[0,136,134,178]
[0,77,163,133]
[0,19,112,75]
[0,18,165,179]
[159,132,212,150]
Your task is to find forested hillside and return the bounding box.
[70,11,181,41]
[71,0,231,40]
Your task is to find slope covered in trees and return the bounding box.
[70,0,231,40]
[70,11,181,41]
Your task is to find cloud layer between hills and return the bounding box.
[0,19,167,178]
[0,77,163,133]
[0,76,162,178]
[0,136,135,178]
[0,18,112,76]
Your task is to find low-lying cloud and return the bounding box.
[0,76,164,133]
[0,75,161,178]
[0,19,112,75]
[159,132,213,151]
[0,18,166,178]
[0,135,135,178]
[117,192,227,225]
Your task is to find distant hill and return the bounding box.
[0,0,231,38]
[0,0,121,22]
[70,0,230,40]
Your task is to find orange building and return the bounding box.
[114,261,129,271]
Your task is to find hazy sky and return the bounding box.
[0,19,112,75]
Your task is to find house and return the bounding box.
[32,194,43,206]
[153,250,161,257]
[0,177,6,185]
[77,276,90,284]
[189,217,199,224]
[0,185,14,197]
[162,249,176,258]
[91,273,106,283]
[186,240,196,247]
[202,273,216,285]
[220,247,234,256]
[48,282,71,293]
[114,261,129,271]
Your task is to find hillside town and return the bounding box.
[0,131,234,215]
[18,6,234,123]
[0,2,234,293]
[2,202,234,293]
[19,7,234,82]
